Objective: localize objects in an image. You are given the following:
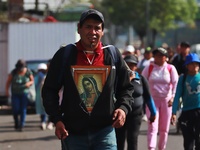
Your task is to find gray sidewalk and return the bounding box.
[0,114,183,150]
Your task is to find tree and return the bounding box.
[101,0,198,48]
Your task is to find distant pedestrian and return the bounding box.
[35,63,48,130]
[171,53,200,150]
[137,46,154,121]
[142,47,179,150]
[171,41,191,75]
[5,59,34,131]
[122,45,135,58]
[137,47,154,74]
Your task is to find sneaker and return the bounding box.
[41,123,46,130]
[142,115,148,122]
[47,122,54,130]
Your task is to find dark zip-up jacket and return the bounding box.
[42,45,133,134]
[130,72,156,116]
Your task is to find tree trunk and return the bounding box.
[151,29,157,48]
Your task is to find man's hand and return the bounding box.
[55,121,69,140]
[112,109,126,128]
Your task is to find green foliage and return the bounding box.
[149,0,198,32]
[101,0,198,39]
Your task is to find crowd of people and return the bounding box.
[5,8,200,150]
[121,40,200,150]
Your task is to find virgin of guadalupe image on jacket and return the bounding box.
[79,75,101,113]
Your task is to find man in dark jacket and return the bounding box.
[42,9,133,150]
[172,41,190,75]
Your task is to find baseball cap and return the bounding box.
[79,9,104,25]
[124,55,138,64]
[125,45,135,53]
[183,53,200,66]
[38,63,47,70]
[15,59,26,69]
[153,47,168,57]
[180,41,190,47]
[144,46,152,53]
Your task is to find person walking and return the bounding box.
[137,47,154,74]
[171,41,191,75]
[171,53,200,150]
[115,54,156,150]
[122,45,135,58]
[137,47,154,121]
[142,47,179,150]
[35,63,48,130]
[42,9,133,150]
[5,59,34,131]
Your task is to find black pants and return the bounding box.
[178,108,200,150]
[115,111,143,150]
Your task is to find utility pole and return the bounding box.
[146,0,151,47]
[35,0,39,11]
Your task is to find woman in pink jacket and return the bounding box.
[142,47,179,150]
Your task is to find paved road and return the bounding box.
[0,114,183,150]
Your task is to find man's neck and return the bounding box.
[80,42,98,51]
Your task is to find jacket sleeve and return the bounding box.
[141,75,156,116]
[172,75,183,115]
[114,48,134,115]
[170,65,179,98]
[42,47,65,124]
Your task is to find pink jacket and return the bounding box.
[142,62,178,99]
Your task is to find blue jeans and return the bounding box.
[40,114,47,123]
[61,125,117,150]
[11,93,28,128]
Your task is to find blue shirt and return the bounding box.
[172,72,200,114]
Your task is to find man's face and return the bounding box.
[144,52,152,60]
[78,18,104,50]
[180,46,190,56]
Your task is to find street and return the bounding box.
[0,114,183,150]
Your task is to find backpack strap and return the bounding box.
[58,44,76,85]
[104,45,119,94]
[148,64,154,79]
[167,64,172,73]
[103,45,119,66]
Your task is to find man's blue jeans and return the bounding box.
[61,125,117,150]
[11,93,28,128]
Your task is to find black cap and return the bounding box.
[153,47,168,57]
[124,55,138,64]
[79,9,104,25]
[15,59,26,70]
[180,41,190,47]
